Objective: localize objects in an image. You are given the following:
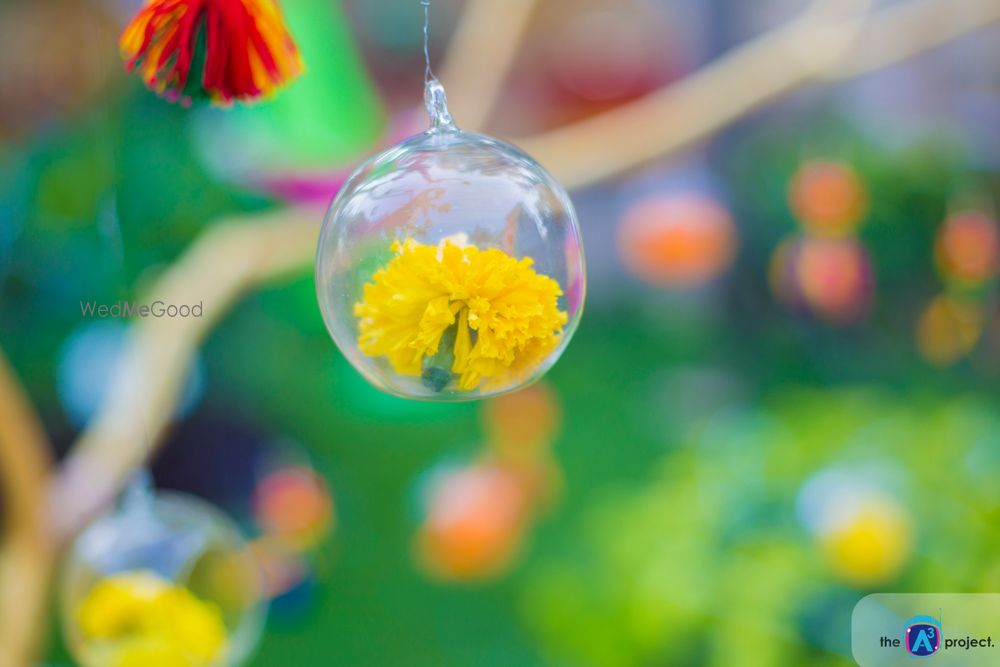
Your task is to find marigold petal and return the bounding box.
[354,238,566,392]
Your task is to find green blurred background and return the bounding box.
[2,0,1000,665]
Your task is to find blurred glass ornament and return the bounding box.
[616,194,736,288]
[916,294,985,367]
[252,466,334,550]
[119,0,302,106]
[414,461,532,581]
[770,235,873,325]
[819,498,914,587]
[934,210,1000,287]
[797,468,914,587]
[316,79,585,400]
[61,474,266,667]
[788,161,868,237]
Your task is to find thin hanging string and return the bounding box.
[420,0,454,129]
[421,0,434,84]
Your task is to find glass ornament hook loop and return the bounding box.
[424,77,455,131]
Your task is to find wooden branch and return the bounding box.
[0,349,54,667]
[829,0,1000,78]
[514,0,1000,189]
[49,206,323,542]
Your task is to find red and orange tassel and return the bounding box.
[120,0,303,105]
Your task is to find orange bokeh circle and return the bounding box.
[617,194,737,288]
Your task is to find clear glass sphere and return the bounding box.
[60,481,266,667]
[316,82,586,401]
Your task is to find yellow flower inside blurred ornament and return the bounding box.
[315,3,585,401]
[76,571,227,667]
[61,475,266,667]
[797,469,915,588]
[819,498,915,587]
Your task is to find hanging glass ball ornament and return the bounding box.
[60,475,266,667]
[316,80,586,400]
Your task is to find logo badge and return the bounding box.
[904,614,943,657]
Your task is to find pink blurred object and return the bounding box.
[250,111,425,205]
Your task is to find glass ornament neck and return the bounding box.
[424,77,455,132]
[122,468,155,516]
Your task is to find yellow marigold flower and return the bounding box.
[354,238,567,392]
[77,570,228,667]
